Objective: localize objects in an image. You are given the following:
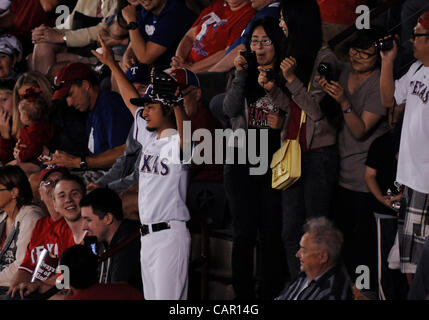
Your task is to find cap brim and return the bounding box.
[52,83,72,101]
[130,97,152,106]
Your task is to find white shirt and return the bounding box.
[134,108,190,224]
[394,61,429,194]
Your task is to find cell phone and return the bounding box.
[240,50,257,69]
[39,154,52,162]
[264,68,274,81]
[84,236,99,256]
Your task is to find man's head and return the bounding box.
[52,63,99,112]
[126,63,150,97]
[60,245,98,290]
[0,34,22,79]
[52,174,86,223]
[80,188,123,244]
[296,217,343,280]
[411,12,429,62]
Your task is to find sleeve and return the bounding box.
[226,6,255,47]
[96,126,141,190]
[104,94,134,149]
[223,69,248,118]
[18,123,52,163]
[394,61,420,105]
[60,0,117,47]
[17,219,44,275]
[285,49,339,121]
[0,208,43,286]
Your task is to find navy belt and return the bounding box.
[140,222,170,237]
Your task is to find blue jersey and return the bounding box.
[86,91,133,155]
[138,0,197,66]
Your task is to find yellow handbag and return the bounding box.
[270,110,306,190]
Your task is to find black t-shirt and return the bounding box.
[365,131,398,215]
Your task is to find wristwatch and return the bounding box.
[126,22,138,30]
[343,106,353,114]
[80,156,88,170]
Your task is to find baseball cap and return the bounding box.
[52,62,95,101]
[0,34,22,56]
[39,166,69,184]
[418,11,429,31]
[126,63,150,84]
[163,67,200,89]
[130,84,154,106]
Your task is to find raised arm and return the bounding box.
[380,38,398,108]
[92,36,140,116]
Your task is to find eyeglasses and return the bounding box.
[350,47,377,59]
[250,39,273,47]
[411,31,429,40]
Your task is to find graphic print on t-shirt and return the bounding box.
[248,96,279,128]
[193,13,228,57]
[409,80,429,104]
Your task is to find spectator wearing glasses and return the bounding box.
[380,11,429,284]
[320,28,389,293]
[0,165,44,293]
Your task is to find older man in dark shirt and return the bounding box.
[276,217,353,300]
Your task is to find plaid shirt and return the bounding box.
[276,264,353,300]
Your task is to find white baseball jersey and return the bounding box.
[394,61,429,194]
[134,108,191,224]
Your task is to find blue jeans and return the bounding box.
[224,163,286,299]
[282,145,339,280]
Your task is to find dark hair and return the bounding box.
[60,245,98,289]
[245,17,286,101]
[0,165,33,208]
[0,78,16,92]
[80,188,124,221]
[280,0,323,86]
[55,174,86,196]
[347,27,386,68]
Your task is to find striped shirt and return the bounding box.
[276,264,353,300]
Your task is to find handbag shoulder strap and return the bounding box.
[297,45,329,131]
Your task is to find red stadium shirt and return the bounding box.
[19,216,75,275]
[186,0,255,64]
[317,0,366,25]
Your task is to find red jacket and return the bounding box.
[18,120,54,163]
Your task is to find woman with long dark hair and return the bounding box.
[0,166,44,291]
[223,17,287,300]
[263,0,340,280]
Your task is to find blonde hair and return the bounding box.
[18,97,48,123]
[12,72,53,136]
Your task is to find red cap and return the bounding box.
[418,11,429,31]
[52,62,95,100]
[39,166,69,184]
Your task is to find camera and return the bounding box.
[264,68,274,81]
[240,50,257,69]
[373,36,395,52]
[318,62,336,82]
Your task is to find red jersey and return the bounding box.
[186,0,255,64]
[317,0,366,25]
[19,216,75,275]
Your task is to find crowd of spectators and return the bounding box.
[0,0,427,301]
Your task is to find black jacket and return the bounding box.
[99,219,142,292]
